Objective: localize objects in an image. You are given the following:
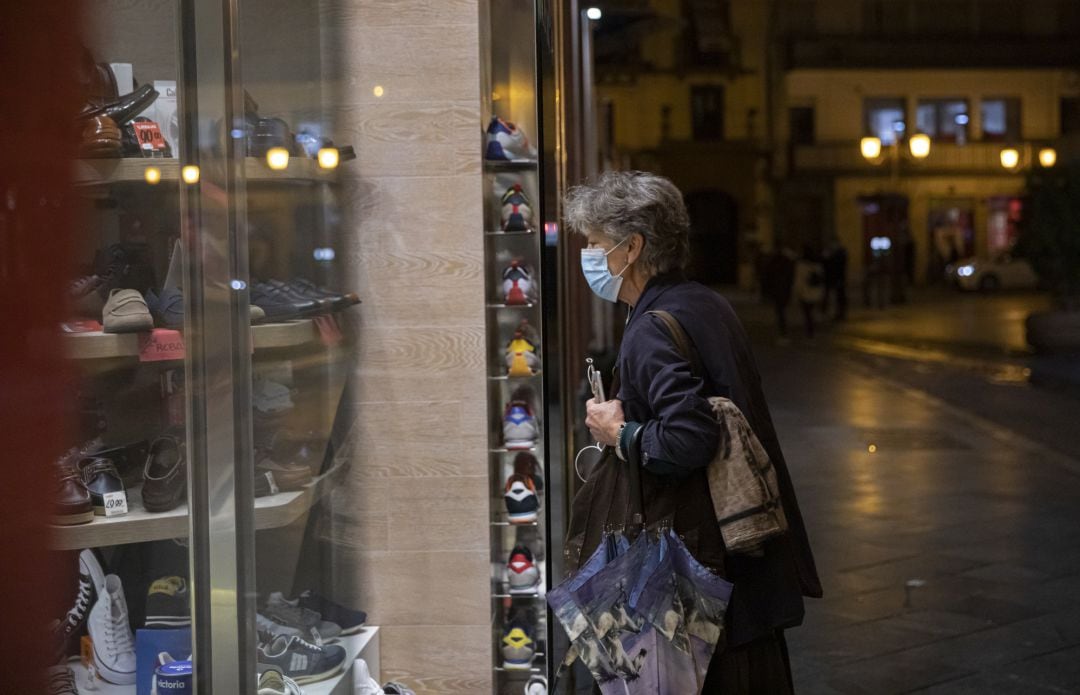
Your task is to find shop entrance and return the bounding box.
[928,198,975,283]
[858,194,909,306]
[987,196,1023,254]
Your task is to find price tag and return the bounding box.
[138,329,186,362]
[313,315,344,346]
[102,491,129,517]
[132,120,168,154]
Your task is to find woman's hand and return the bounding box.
[585,398,625,447]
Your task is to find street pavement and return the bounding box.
[733,290,1080,693]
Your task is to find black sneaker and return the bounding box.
[256,634,346,685]
[296,590,367,635]
[145,576,191,628]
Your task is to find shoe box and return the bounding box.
[135,626,191,695]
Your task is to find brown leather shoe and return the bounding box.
[54,470,94,525]
[141,436,186,513]
[79,115,122,158]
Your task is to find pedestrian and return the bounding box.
[794,245,825,338]
[823,238,848,321]
[563,171,822,694]
[763,245,796,338]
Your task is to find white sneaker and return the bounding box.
[88,574,136,684]
[525,674,548,695]
[485,117,537,161]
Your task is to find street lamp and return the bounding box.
[908,133,931,159]
[999,143,1057,171]
[860,137,882,160]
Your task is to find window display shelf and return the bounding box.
[485,229,536,236]
[486,302,536,309]
[73,157,336,188]
[50,461,341,550]
[303,626,381,695]
[490,520,539,528]
[488,372,541,382]
[489,446,538,454]
[63,320,318,361]
[484,160,538,172]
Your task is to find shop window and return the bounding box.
[692,86,725,140]
[916,98,968,143]
[789,106,816,145]
[981,98,1021,141]
[1061,96,1080,135]
[864,98,906,145]
[987,197,1023,254]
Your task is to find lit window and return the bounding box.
[981,98,1021,141]
[916,99,968,143]
[864,98,906,145]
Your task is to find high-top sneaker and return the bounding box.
[51,550,106,662]
[88,574,137,684]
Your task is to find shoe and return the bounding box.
[79,115,123,158]
[383,683,417,695]
[51,550,106,661]
[513,451,544,493]
[262,280,335,314]
[78,83,159,126]
[257,634,346,685]
[502,261,534,305]
[525,675,548,695]
[255,455,313,492]
[141,435,186,513]
[504,473,539,524]
[53,460,94,525]
[485,116,536,161]
[296,590,367,635]
[145,576,190,628]
[263,591,342,641]
[46,665,78,695]
[505,327,540,377]
[77,457,125,515]
[144,287,184,330]
[86,439,150,491]
[501,184,534,231]
[88,574,137,684]
[248,117,296,157]
[284,279,361,312]
[257,612,304,640]
[502,400,538,450]
[250,283,321,321]
[92,243,157,298]
[258,667,303,695]
[507,544,540,594]
[69,275,106,318]
[501,620,537,670]
[102,289,153,333]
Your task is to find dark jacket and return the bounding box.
[564,273,822,648]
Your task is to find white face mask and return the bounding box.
[580,237,631,302]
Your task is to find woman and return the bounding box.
[794,245,826,338]
[563,171,822,693]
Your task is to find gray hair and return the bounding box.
[564,170,690,274]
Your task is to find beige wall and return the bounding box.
[333,2,491,693]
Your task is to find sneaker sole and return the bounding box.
[93,648,136,685]
[103,315,154,334]
[502,659,534,670]
[336,623,366,636]
[291,661,344,685]
[504,439,537,450]
[508,511,538,524]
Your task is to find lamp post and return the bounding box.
[860,132,931,181]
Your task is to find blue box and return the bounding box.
[135,627,191,695]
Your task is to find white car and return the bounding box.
[948,254,1039,292]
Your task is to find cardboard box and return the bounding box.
[135,627,191,695]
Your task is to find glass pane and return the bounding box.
[865,98,906,144]
[917,98,968,142]
[982,98,1020,140]
[50,4,196,692]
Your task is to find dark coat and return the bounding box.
[564,273,822,649]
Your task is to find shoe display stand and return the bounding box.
[483,1,552,691]
[63,320,319,360]
[74,157,338,188]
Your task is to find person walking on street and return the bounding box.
[823,238,848,321]
[562,171,822,694]
[794,246,825,338]
[763,246,796,338]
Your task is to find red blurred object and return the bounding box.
[0,1,83,690]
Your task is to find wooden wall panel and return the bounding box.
[333,0,491,691]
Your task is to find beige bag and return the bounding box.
[648,311,788,554]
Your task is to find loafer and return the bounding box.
[282,279,360,312]
[77,457,125,515]
[78,83,159,126]
[250,284,320,322]
[54,470,94,526]
[141,435,186,513]
[145,287,184,330]
[80,116,122,158]
[103,289,154,333]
